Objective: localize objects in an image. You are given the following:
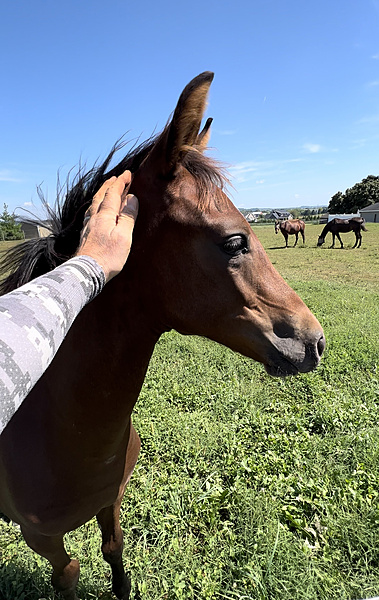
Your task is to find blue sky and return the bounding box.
[1,0,379,213]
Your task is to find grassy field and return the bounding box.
[1,223,379,600]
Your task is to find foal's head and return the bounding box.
[0,72,324,377]
[124,72,325,376]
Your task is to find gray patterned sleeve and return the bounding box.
[0,255,105,434]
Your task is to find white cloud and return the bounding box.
[230,161,261,175]
[303,143,321,153]
[239,179,294,192]
[372,53,379,60]
[230,158,303,184]
[215,129,237,136]
[0,169,22,182]
[357,113,379,124]
[368,80,379,87]
[23,202,33,207]
[351,138,367,148]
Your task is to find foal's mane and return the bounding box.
[0,130,227,295]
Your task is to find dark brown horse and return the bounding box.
[317,217,367,248]
[0,73,325,600]
[275,219,305,247]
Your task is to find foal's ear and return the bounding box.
[196,117,213,151]
[154,72,214,175]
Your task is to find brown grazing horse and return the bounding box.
[317,217,367,248]
[0,73,325,600]
[275,219,305,247]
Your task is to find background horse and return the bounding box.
[317,217,367,248]
[0,72,325,600]
[275,219,305,247]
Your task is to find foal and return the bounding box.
[0,72,325,600]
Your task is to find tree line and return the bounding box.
[328,175,379,214]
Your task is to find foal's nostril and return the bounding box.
[317,335,326,358]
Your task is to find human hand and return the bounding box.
[76,170,139,282]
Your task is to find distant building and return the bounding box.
[268,210,293,221]
[17,220,52,239]
[244,211,263,223]
[360,202,379,223]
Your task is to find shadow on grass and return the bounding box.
[268,245,295,250]
[0,561,127,600]
[0,562,49,600]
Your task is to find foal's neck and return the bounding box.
[48,273,161,431]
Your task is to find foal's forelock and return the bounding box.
[181,149,230,212]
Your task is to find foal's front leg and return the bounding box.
[97,501,130,600]
[96,421,140,599]
[21,526,80,599]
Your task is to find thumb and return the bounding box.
[118,194,139,229]
[120,194,139,218]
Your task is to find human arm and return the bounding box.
[0,171,138,433]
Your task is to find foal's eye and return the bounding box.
[222,235,248,256]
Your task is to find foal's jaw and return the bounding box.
[226,313,325,377]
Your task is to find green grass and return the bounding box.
[1,225,379,599]
[260,221,379,291]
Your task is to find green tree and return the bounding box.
[328,191,345,213]
[328,175,379,213]
[343,175,379,212]
[0,204,24,240]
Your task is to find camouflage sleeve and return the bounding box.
[0,255,105,434]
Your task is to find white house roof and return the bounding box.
[360,202,379,212]
[270,210,293,219]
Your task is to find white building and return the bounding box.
[360,202,379,223]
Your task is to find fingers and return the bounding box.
[76,171,138,282]
[85,170,132,222]
[87,176,117,218]
[98,171,132,215]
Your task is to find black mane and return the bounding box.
[0,131,227,295]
